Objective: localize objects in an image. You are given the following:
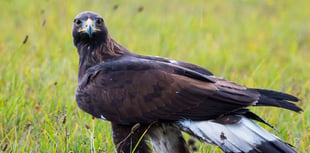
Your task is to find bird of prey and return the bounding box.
[72,11,301,153]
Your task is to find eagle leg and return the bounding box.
[111,123,151,153]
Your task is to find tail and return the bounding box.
[179,115,296,153]
[250,88,302,112]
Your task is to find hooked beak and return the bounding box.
[78,18,100,37]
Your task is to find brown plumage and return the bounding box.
[73,11,301,153]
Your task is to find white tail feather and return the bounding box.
[179,116,295,153]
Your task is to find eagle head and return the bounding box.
[72,11,109,47]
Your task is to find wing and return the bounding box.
[76,56,259,124]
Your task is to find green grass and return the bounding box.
[1,0,309,152]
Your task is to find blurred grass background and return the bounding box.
[0,0,309,152]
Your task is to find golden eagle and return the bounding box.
[72,11,301,153]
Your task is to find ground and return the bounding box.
[0,0,309,152]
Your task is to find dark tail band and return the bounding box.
[249,88,302,112]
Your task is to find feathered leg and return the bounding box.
[148,123,191,153]
[111,123,151,153]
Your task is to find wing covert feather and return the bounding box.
[76,58,258,124]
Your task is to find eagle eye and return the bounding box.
[95,18,103,26]
[74,19,82,26]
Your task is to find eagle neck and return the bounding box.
[77,38,131,82]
